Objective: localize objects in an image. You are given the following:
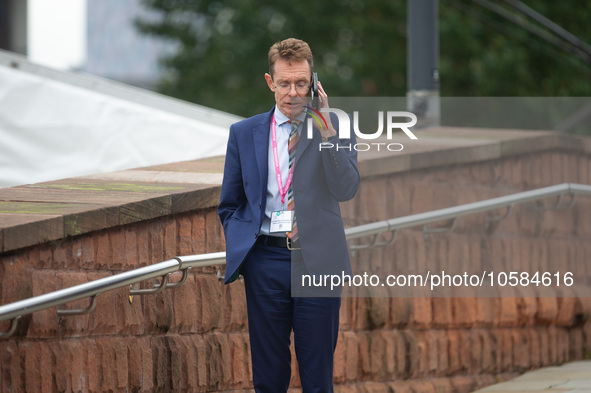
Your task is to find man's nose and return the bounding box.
[288,85,299,96]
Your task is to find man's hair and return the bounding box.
[268,38,313,77]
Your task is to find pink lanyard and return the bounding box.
[271,114,293,205]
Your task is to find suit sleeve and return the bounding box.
[320,115,360,202]
[218,125,245,229]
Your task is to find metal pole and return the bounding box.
[407,0,440,127]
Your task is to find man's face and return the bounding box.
[265,58,311,119]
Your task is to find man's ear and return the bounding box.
[265,73,275,92]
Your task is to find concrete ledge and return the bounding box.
[358,127,591,178]
[0,127,588,253]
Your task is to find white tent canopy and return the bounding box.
[0,50,241,188]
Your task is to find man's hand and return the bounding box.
[316,81,337,139]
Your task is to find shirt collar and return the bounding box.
[273,106,307,127]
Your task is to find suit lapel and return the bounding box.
[253,109,273,195]
[295,115,314,168]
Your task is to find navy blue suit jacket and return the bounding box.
[218,107,359,284]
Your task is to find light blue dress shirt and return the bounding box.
[260,107,305,236]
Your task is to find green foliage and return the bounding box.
[136,0,591,117]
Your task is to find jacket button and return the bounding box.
[258,203,261,209]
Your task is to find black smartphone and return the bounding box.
[310,72,319,109]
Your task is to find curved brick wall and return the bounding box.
[1,127,590,392]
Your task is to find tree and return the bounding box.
[136,0,591,121]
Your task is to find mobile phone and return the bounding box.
[310,72,319,108]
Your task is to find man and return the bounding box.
[218,38,359,392]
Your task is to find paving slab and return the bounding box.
[473,361,591,393]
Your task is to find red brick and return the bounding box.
[206,209,223,253]
[176,215,193,255]
[191,213,207,255]
[475,298,498,327]
[511,329,529,371]
[452,298,477,328]
[375,331,395,379]
[358,177,391,223]
[344,331,360,381]
[516,295,537,326]
[135,224,150,267]
[119,284,144,335]
[81,235,96,269]
[195,274,222,332]
[536,297,558,325]
[107,229,124,269]
[368,331,388,378]
[163,218,177,259]
[21,342,42,393]
[431,298,453,328]
[555,296,577,327]
[220,279,248,332]
[569,327,583,360]
[94,230,112,270]
[124,226,139,268]
[578,154,589,184]
[557,328,570,363]
[170,273,198,334]
[151,336,172,391]
[66,339,91,391]
[410,297,432,329]
[390,330,407,378]
[126,337,153,392]
[0,341,22,391]
[538,328,550,366]
[333,332,347,383]
[211,332,233,388]
[339,297,353,331]
[27,269,59,338]
[435,330,449,376]
[527,328,541,368]
[353,297,371,331]
[447,330,462,374]
[176,336,199,391]
[368,297,389,329]
[0,254,33,305]
[358,332,372,377]
[51,340,69,391]
[229,333,250,387]
[400,330,419,379]
[166,335,187,391]
[86,272,119,335]
[496,296,519,327]
[148,224,165,264]
[410,183,433,214]
[417,330,438,376]
[496,329,513,372]
[142,286,174,334]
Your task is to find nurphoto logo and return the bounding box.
[306,107,418,152]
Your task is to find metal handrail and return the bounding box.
[1,183,589,337]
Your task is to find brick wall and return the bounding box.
[1,128,590,392]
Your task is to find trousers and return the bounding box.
[240,236,341,392]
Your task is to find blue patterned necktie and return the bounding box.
[287,120,300,241]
